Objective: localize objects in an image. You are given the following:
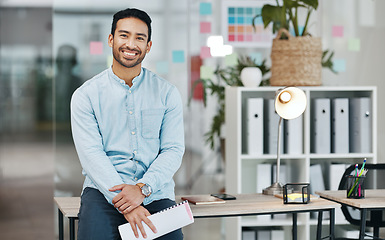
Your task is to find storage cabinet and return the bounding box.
[224,86,377,240]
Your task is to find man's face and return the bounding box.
[108,17,152,69]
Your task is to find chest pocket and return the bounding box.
[141,109,165,139]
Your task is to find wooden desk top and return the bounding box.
[55,193,340,219]
[315,189,385,209]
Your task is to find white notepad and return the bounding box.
[118,201,194,240]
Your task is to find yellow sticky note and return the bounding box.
[348,38,360,51]
[225,52,238,66]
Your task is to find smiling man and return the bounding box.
[70,8,185,240]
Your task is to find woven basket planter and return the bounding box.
[270,28,323,86]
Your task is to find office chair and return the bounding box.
[337,163,385,240]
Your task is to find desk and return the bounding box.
[55,193,339,240]
[316,189,385,240]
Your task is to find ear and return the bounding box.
[108,34,113,48]
[146,41,153,53]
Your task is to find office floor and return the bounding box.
[0,137,225,240]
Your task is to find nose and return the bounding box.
[125,37,136,49]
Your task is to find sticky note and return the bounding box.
[200,2,212,15]
[200,65,214,79]
[348,38,360,51]
[332,25,344,37]
[225,52,238,66]
[156,61,169,74]
[90,41,103,55]
[200,21,211,34]
[248,52,263,65]
[200,46,211,59]
[333,59,346,73]
[172,50,185,63]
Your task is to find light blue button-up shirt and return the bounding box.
[70,67,185,205]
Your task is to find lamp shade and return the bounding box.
[275,87,307,120]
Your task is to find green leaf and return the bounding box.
[300,0,318,10]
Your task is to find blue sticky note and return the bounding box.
[156,61,169,74]
[200,2,212,15]
[333,59,346,73]
[248,52,263,65]
[172,50,185,63]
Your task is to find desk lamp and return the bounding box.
[263,87,307,195]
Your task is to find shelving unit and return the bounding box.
[224,86,377,240]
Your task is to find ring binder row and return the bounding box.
[244,96,372,155]
[244,98,303,155]
[311,97,372,154]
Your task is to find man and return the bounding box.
[71,8,185,240]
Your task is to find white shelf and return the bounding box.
[224,86,377,240]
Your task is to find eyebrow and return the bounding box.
[117,30,147,38]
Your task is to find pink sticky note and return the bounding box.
[90,41,103,55]
[200,22,211,34]
[200,46,211,59]
[332,26,344,37]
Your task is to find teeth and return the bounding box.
[124,52,135,56]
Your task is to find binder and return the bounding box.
[284,116,303,154]
[349,97,372,153]
[264,99,284,154]
[119,201,194,240]
[311,98,331,154]
[246,98,264,155]
[331,98,350,153]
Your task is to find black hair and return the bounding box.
[111,8,152,42]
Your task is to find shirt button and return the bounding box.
[134,151,137,154]
[136,161,139,164]
[129,111,133,114]
[131,131,135,135]
[129,90,132,93]
[120,80,125,84]
[135,177,138,181]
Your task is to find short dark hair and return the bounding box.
[111,8,152,42]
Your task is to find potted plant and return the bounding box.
[189,56,270,151]
[254,0,335,86]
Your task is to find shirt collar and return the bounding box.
[108,67,144,89]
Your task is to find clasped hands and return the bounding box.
[109,184,157,238]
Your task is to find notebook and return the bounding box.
[118,201,194,240]
[181,195,226,205]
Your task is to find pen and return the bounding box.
[359,158,367,177]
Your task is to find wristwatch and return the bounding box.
[136,183,152,197]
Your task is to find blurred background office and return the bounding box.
[0,0,384,239]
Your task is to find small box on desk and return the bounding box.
[283,183,310,204]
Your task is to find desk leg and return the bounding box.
[70,218,75,240]
[317,211,323,240]
[58,209,64,240]
[359,208,367,240]
[292,212,297,240]
[329,208,335,240]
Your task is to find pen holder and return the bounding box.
[283,183,310,204]
[346,175,365,199]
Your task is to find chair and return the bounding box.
[337,163,385,239]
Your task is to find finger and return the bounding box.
[112,193,123,205]
[118,202,130,213]
[109,184,125,192]
[122,204,139,214]
[143,217,157,234]
[129,221,140,238]
[136,221,148,239]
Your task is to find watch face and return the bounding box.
[141,184,152,197]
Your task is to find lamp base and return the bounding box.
[263,182,283,195]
